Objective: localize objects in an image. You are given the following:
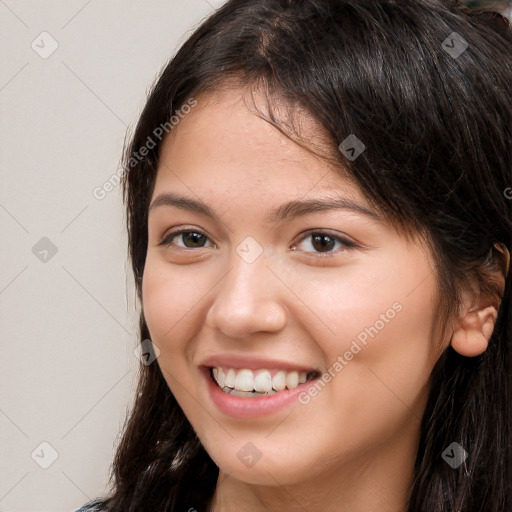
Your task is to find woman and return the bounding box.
[75,0,512,510]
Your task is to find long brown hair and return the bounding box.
[78,1,512,510]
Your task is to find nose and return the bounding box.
[205,251,288,339]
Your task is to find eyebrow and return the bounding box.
[148,192,383,223]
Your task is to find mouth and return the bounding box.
[209,366,321,397]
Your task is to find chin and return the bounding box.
[207,443,314,487]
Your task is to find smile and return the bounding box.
[210,367,320,397]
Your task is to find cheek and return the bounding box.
[301,253,437,441]
[294,247,438,397]
[141,256,204,346]
[141,260,199,394]
[305,244,436,355]
[141,259,205,404]
[142,265,173,344]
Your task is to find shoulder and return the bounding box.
[72,498,106,512]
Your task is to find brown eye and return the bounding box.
[180,232,208,248]
[311,233,336,252]
[292,231,357,256]
[159,230,213,249]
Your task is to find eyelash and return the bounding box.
[157,227,358,257]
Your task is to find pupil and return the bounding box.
[184,232,205,248]
[312,234,334,252]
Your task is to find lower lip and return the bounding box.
[201,367,319,419]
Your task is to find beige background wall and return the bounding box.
[0,1,225,511]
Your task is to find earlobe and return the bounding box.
[450,305,498,357]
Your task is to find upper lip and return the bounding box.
[200,354,319,373]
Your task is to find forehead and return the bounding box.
[155,87,364,202]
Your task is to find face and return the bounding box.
[142,87,443,491]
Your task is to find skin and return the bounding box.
[141,86,504,512]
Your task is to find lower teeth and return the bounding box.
[222,387,278,397]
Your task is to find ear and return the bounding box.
[450,242,510,357]
[450,303,498,357]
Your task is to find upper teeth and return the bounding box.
[212,367,310,393]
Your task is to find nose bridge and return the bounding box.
[206,244,287,338]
